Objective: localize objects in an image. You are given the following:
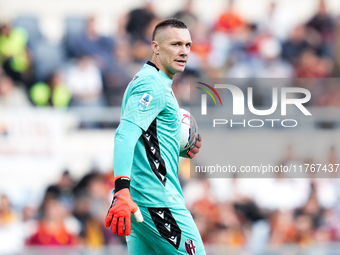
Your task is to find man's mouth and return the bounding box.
[175,60,186,65]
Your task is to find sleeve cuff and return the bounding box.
[114,176,131,192]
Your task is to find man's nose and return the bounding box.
[180,45,189,56]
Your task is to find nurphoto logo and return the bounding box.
[196,82,312,128]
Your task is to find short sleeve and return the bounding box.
[121,77,166,131]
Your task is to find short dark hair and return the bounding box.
[152,18,187,41]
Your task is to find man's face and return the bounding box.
[153,27,192,79]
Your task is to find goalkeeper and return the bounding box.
[105,18,205,255]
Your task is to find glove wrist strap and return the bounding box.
[115,176,131,192]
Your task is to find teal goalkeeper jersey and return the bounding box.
[119,62,185,208]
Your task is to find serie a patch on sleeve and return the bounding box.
[138,93,153,110]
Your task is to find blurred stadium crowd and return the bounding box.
[1,0,340,253]
[1,0,340,109]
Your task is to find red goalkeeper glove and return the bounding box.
[180,134,202,159]
[188,134,202,159]
[105,176,143,236]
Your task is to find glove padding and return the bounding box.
[105,188,143,236]
[180,134,202,159]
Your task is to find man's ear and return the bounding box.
[151,41,159,55]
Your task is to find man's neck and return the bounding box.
[150,57,174,80]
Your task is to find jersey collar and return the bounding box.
[147,61,159,71]
[146,61,173,86]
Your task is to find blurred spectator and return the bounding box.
[73,172,119,247]
[85,174,113,246]
[335,18,340,70]
[0,22,32,83]
[294,213,315,245]
[73,195,109,247]
[73,169,101,198]
[207,224,244,247]
[130,39,154,64]
[122,3,158,63]
[314,178,337,211]
[232,23,260,57]
[204,200,246,248]
[173,69,200,106]
[172,0,209,72]
[282,25,314,65]
[214,0,245,35]
[207,30,232,70]
[66,55,106,108]
[189,179,220,243]
[26,197,78,246]
[255,37,295,78]
[0,194,20,228]
[306,0,335,57]
[186,19,211,72]
[124,2,156,42]
[29,71,71,107]
[207,0,246,70]
[0,74,31,106]
[295,187,324,241]
[72,195,91,244]
[315,81,340,106]
[173,0,197,30]
[269,210,297,245]
[103,37,137,106]
[75,16,115,72]
[0,194,25,254]
[227,36,294,79]
[257,1,295,41]
[322,208,340,241]
[295,49,333,77]
[44,170,75,212]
